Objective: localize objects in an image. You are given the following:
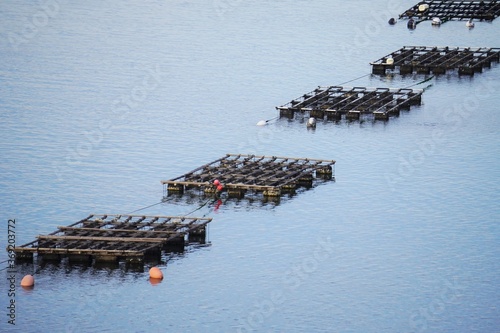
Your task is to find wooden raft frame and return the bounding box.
[371,46,500,76]
[276,86,423,121]
[161,154,336,198]
[399,1,500,22]
[13,214,212,263]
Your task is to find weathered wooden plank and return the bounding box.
[58,226,178,235]
[14,247,144,256]
[38,235,168,243]
[224,154,336,164]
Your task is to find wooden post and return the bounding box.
[188,226,206,243]
[279,108,295,119]
[374,112,389,121]
[416,65,431,74]
[204,186,217,195]
[458,66,475,76]
[310,109,325,119]
[228,188,245,199]
[346,110,361,120]
[15,252,33,263]
[372,64,387,75]
[39,253,61,262]
[281,183,297,194]
[297,174,313,188]
[263,188,281,197]
[167,183,184,194]
[325,110,341,121]
[400,64,413,74]
[431,66,446,74]
[164,236,185,253]
[95,255,119,263]
[316,166,333,180]
[68,254,92,263]
[409,93,422,105]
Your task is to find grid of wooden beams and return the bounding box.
[276,86,423,121]
[13,214,211,262]
[161,154,335,198]
[399,1,500,22]
[371,46,500,76]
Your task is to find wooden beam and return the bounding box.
[88,214,211,222]
[14,247,144,256]
[58,226,179,235]
[225,154,336,164]
[37,235,168,243]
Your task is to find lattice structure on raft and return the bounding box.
[371,46,500,76]
[399,1,500,22]
[276,86,423,121]
[13,214,211,263]
[162,154,336,199]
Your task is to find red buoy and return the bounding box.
[20,275,35,288]
[216,184,224,191]
[213,179,220,186]
[149,267,163,280]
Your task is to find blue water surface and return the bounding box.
[0,1,499,332]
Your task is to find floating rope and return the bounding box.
[257,115,279,125]
[125,199,171,215]
[404,75,435,89]
[336,73,371,86]
[183,198,213,216]
[0,259,12,271]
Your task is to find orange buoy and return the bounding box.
[216,184,224,191]
[149,267,163,280]
[20,275,34,287]
[149,277,162,285]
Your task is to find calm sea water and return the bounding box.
[1,1,499,332]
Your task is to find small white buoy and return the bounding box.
[256,120,267,126]
[306,117,316,129]
[431,17,441,26]
[418,4,429,12]
[386,57,394,65]
[466,18,474,28]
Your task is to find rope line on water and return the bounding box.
[336,73,371,86]
[125,191,221,218]
[125,199,170,215]
[183,198,212,216]
[404,75,435,89]
[0,259,13,271]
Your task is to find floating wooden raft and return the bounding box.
[399,1,500,22]
[277,86,423,121]
[162,154,335,198]
[13,214,211,263]
[371,46,500,75]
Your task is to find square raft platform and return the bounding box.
[13,214,211,264]
[162,154,336,199]
[277,86,423,121]
[399,1,500,22]
[371,46,500,76]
